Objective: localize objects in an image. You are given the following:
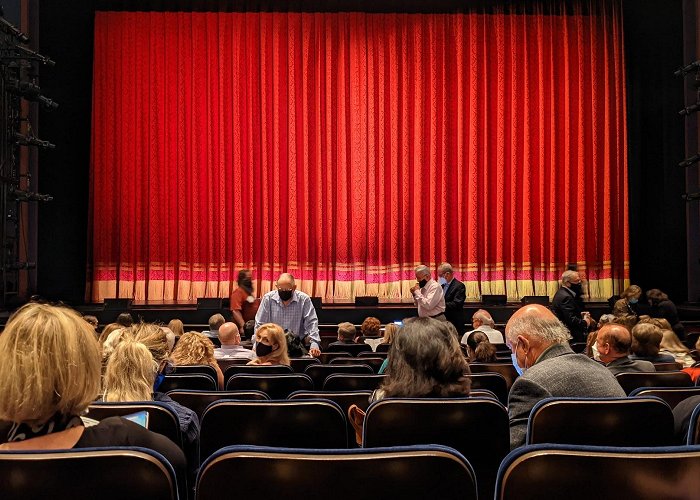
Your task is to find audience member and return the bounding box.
[103,339,200,447]
[672,395,700,444]
[242,319,256,340]
[329,322,358,348]
[162,327,176,353]
[168,318,185,338]
[230,269,257,331]
[97,322,121,345]
[612,313,639,332]
[410,265,446,320]
[248,323,290,366]
[613,285,643,317]
[83,314,99,332]
[116,312,134,328]
[647,288,685,339]
[203,313,225,340]
[438,262,466,335]
[630,323,675,363]
[682,337,700,383]
[551,270,593,341]
[595,323,655,375]
[170,332,225,388]
[597,314,616,327]
[214,322,254,361]
[360,316,381,339]
[0,303,185,476]
[382,323,398,345]
[658,326,695,368]
[255,273,321,357]
[462,309,504,344]
[506,304,625,449]
[464,331,497,363]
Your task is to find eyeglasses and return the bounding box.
[276,285,293,291]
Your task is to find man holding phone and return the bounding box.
[410,265,446,320]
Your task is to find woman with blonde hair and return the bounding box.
[248,323,290,366]
[98,322,121,345]
[0,303,184,475]
[170,331,225,388]
[659,328,695,368]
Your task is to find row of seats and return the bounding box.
[85,394,700,499]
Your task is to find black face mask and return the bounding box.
[255,342,274,357]
[278,289,293,301]
[570,283,584,296]
[240,279,253,292]
[418,279,428,288]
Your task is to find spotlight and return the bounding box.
[674,60,700,77]
[679,102,700,116]
[679,154,700,168]
[682,192,700,202]
[5,80,58,110]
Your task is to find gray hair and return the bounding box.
[473,310,495,327]
[506,315,571,345]
[278,273,295,285]
[438,262,453,273]
[415,265,430,277]
[561,270,578,286]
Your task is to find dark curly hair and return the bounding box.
[380,318,470,398]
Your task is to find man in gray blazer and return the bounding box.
[595,323,656,375]
[506,304,626,449]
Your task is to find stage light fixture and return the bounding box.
[5,79,58,110]
[679,102,700,116]
[682,192,700,202]
[674,60,700,78]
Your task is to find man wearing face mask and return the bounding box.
[410,265,446,320]
[551,270,594,342]
[437,262,466,335]
[230,269,258,331]
[254,273,322,358]
[506,304,625,449]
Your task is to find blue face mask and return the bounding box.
[629,298,638,304]
[438,277,448,286]
[511,352,524,376]
[153,373,165,392]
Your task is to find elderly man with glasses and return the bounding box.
[254,273,321,357]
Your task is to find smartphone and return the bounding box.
[123,410,149,429]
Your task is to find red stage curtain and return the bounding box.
[89,2,628,303]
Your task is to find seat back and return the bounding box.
[322,374,386,391]
[653,362,683,372]
[304,364,373,389]
[526,397,675,446]
[225,374,313,399]
[199,401,347,460]
[87,402,182,447]
[468,373,509,404]
[689,403,700,445]
[216,358,251,373]
[326,343,373,356]
[289,357,321,373]
[615,371,693,395]
[287,390,373,447]
[318,352,351,364]
[159,373,217,392]
[196,444,477,500]
[0,447,178,500]
[629,387,700,408]
[496,444,700,500]
[363,398,508,500]
[375,343,392,353]
[358,351,387,359]
[171,364,218,380]
[167,390,270,419]
[330,356,385,373]
[223,364,293,386]
[468,363,519,390]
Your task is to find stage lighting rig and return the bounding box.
[682,192,700,202]
[674,60,700,78]
[5,79,58,110]
[14,132,54,149]
[9,188,53,202]
[679,153,700,168]
[0,7,28,44]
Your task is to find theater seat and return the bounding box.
[225,374,313,399]
[468,363,519,390]
[289,357,321,373]
[468,373,509,404]
[87,402,182,448]
[330,356,385,373]
[629,387,700,409]
[688,403,700,445]
[496,444,700,500]
[171,364,218,380]
[322,374,385,391]
[196,444,477,500]
[223,364,293,386]
[615,371,693,395]
[0,447,178,500]
[526,397,675,446]
[326,343,373,356]
[199,400,347,461]
[362,397,508,500]
[159,373,218,392]
[304,364,373,390]
[166,390,270,419]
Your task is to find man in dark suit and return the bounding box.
[438,263,466,336]
[506,304,625,449]
[551,270,594,342]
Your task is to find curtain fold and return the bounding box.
[88,2,628,303]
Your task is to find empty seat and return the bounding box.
[166,390,270,419]
[319,352,351,364]
[330,356,385,373]
[196,444,477,500]
[322,374,386,392]
[615,371,693,395]
[304,364,373,390]
[362,397,508,500]
[225,374,313,399]
[87,402,182,448]
[375,343,392,353]
[653,362,683,372]
[496,444,700,500]
[326,343,373,356]
[171,364,218,380]
[468,373,509,405]
[526,397,675,446]
[688,403,700,445]
[289,357,321,373]
[223,364,292,386]
[288,390,373,448]
[468,363,519,390]
[159,373,217,392]
[0,447,178,500]
[358,351,387,359]
[629,387,700,409]
[199,400,347,461]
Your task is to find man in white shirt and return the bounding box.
[461,309,504,344]
[214,322,254,360]
[410,265,446,320]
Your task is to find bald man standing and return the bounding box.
[505,304,625,449]
[255,273,321,357]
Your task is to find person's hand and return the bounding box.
[309,347,321,358]
[410,284,419,294]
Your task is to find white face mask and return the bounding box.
[592,341,601,361]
